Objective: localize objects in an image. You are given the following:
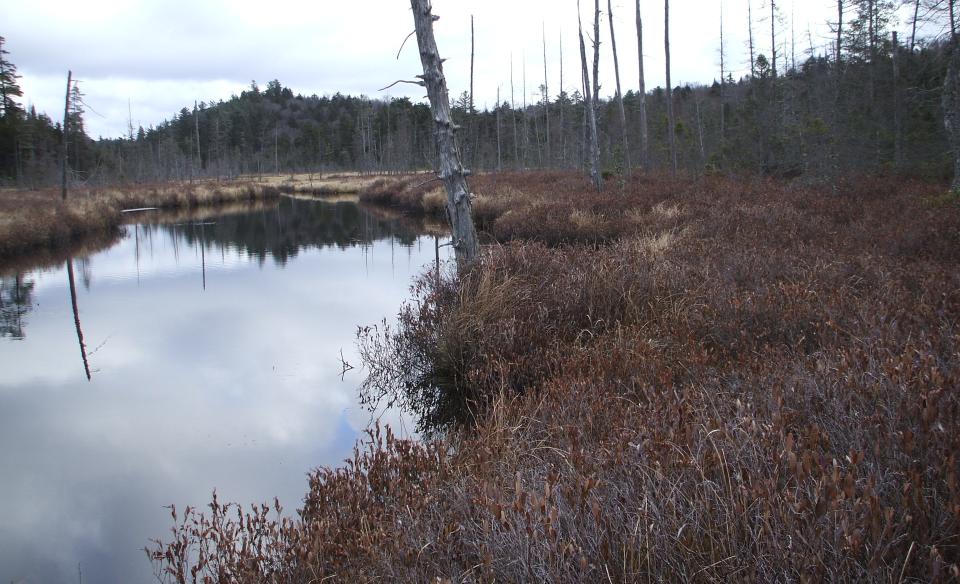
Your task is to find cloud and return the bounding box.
[2,0,908,138]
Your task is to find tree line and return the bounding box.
[0,0,958,187]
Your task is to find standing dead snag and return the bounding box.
[61,70,72,201]
[409,0,480,263]
[578,0,603,191]
[944,40,960,193]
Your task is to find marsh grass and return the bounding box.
[0,180,281,261]
[150,171,959,583]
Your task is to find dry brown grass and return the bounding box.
[0,180,281,262]
[150,171,960,583]
[260,173,401,196]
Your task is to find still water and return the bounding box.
[0,196,450,583]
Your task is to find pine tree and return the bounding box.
[0,36,24,120]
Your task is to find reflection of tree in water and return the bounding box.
[0,274,35,340]
[144,198,425,266]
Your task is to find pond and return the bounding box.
[0,196,450,584]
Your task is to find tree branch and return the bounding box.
[378,79,426,92]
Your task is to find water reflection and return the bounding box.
[0,274,34,339]
[136,197,431,267]
[0,197,450,584]
[66,259,92,381]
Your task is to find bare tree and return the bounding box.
[665,0,678,174]
[893,31,902,170]
[592,0,601,106]
[496,85,502,171]
[608,0,630,171]
[579,0,603,190]
[636,0,649,169]
[470,15,475,113]
[409,0,479,262]
[559,29,566,166]
[836,0,844,67]
[720,1,727,161]
[511,54,519,168]
[749,0,757,77]
[910,0,920,50]
[61,70,72,201]
[771,0,778,79]
[194,101,202,176]
[945,38,960,192]
[543,24,552,166]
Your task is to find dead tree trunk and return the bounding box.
[910,0,919,51]
[836,0,843,68]
[470,15,475,113]
[893,31,902,171]
[511,55,520,169]
[543,25,551,167]
[61,70,71,201]
[194,101,202,176]
[719,2,726,164]
[943,41,960,192]
[496,86,502,171]
[579,0,603,191]
[559,29,566,167]
[665,0,678,174]
[592,0,601,106]
[608,0,630,172]
[748,0,756,77]
[410,0,480,262]
[636,0,649,169]
[771,0,778,79]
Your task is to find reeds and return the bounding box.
[0,181,281,261]
[150,171,960,583]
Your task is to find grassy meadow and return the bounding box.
[147,171,959,582]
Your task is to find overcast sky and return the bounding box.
[1,0,917,139]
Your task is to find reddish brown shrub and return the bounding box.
[151,172,960,583]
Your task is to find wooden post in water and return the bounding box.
[410,0,480,263]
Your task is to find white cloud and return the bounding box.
[2,0,913,138]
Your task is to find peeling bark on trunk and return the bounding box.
[410,0,479,263]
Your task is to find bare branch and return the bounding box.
[378,79,426,92]
[396,30,416,60]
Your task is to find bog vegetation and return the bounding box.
[147,171,959,582]
[2,1,959,582]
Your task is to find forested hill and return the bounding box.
[101,82,438,182]
[0,38,955,187]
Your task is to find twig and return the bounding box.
[411,176,443,190]
[339,348,355,381]
[396,30,416,60]
[378,79,425,92]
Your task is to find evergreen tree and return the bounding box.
[0,36,23,119]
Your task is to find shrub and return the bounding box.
[150,172,960,583]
